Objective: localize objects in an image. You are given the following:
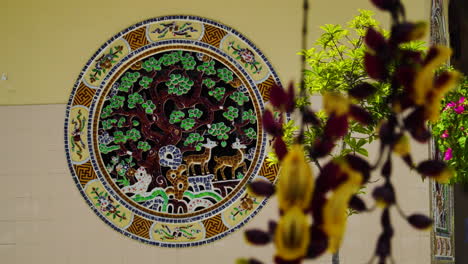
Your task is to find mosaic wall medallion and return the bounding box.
[64,16,281,247]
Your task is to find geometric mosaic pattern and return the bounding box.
[430,1,455,262]
[65,16,281,247]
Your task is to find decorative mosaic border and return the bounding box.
[64,15,282,247]
[429,1,455,262]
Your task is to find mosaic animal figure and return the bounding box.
[166,164,188,200]
[121,167,152,196]
[213,138,247,181]
[183,139,218,176]
[70,110,86,159]
[151,22,197,38]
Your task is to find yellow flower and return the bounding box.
[323,92,350,117]
[413,45,461,122]
[322,160,362,253]
[434,167,454,184]
[275,206,310,260]
[277,145,314,211]
[393,134,410,156]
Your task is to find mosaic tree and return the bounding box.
[98,50,258,190]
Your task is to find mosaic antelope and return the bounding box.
[183,138,218,176]
[213,138,247,181]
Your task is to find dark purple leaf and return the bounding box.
[349,195,367,212]
[270,84,287,109]
[349,82,377,99]
[249,180,275,197]
[365,27,387,51]
[305,226,328,259]
[274,137,288,161]
[263,110,283,137]
[346,154,371,182]
[349,105,374,125]
[416,160,447,176]
[407,214,433,230]
[245,229,271,245]
[364,52,387,80]
[308,139,335,158]
[371,0,400,11]
[324,114,349,138]
[285,82,296,113]
[372,184,395,206]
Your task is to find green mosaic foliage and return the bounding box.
[208,87,226,101]
[127,92,144,109]
[166,74,194,95]
[242,109,256,124]
[102,119,117,130]
[208,122,230,141]
[184,133,205,146]
[109,96,126,109]
[188,108,203,119]
[117,117,126,128]
[160,51,182,66]
[181,118,196,131]
[126,128,141,141]
[99,144,120,154]
[139,76,153,89]
[244,127,257,139]
[142,57,162,72]
[217,68,234,83]
[113,131,127,144]
[230,92,249,105]
[223,106,239,121]
[197,60,216,75]
[202,78,216,89]
[142,100,156,114]
[137,141,151,152]
[132,120,139,126]
[101,105,113,119]
[118,72,140,92]
[181,53,196,70]
[169,110,185,124]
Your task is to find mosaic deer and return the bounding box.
[213,138,247,181]
[183,138,218,176]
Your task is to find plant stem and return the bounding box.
[332,250,340,264]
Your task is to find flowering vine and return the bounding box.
[432,76,468,184]
[238,0,461,263]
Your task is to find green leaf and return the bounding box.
[356,148,368,157]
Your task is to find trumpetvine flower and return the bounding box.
[322,159,363,253]
[413,45,461,122]
[393,134,410,156]
[275,206,310,261]
[444,148,453,161]
[416,160,454,184]
[277,145,314,211]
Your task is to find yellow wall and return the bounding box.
[1,0,428,105]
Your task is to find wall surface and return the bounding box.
[1,0,432,263]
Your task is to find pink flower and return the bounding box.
[444,101,457,111]
[458,97,465,104]
[444,148,453,161]
[441,130,449,138]
[454,105,465,114]
[461,127,465,131]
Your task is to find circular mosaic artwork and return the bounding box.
[65,16,281,247]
